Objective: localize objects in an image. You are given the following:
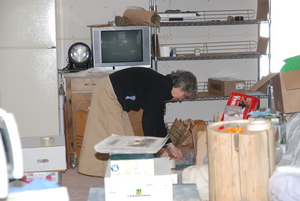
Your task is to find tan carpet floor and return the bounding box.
[61,169,104,201]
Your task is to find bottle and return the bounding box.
[171,48,177,57]
[269,85,275,112]
[70,154,77,170]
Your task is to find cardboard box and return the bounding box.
[75,110,88,162]
[256,0,269,20]
[208,77,246,96]
[249,70,300,113]
[171,169,183,184]
[105,158,173,201]
[21,135,66,172]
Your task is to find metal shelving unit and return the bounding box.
[152,9,271,72]
[154,20,270,75]
[150,1,271,121]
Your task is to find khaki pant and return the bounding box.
[78,76,134,177]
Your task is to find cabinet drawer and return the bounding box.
[71,78,102,92]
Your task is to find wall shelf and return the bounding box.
[166,80,269,103]
[160,20,269,27]
[167,92,268,103]
[157,53,264,61]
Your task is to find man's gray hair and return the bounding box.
[169,70,198,99]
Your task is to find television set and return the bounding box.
[91,26,151,69]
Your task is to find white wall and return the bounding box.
[56,0,149,69]
[270,0,300,72]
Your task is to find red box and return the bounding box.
[21,172,61,184]
[221,92,260,121]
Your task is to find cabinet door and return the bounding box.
[70,93,92,153]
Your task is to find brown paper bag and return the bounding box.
[168,118,196,149]
[123,9,160,27]
[195,130,208,165]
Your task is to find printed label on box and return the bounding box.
[110,159,154,177]
[208,78,246,96]
[236,83,245,90]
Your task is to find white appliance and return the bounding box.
[0,108,68,200]
[0,0,59,137]
[0,108,23,199]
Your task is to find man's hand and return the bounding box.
[168,145,183,159]
[156,144,183,159]
[156,148,169,157]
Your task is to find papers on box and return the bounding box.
[94,134,169,154]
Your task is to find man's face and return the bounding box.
[171,87,192,101]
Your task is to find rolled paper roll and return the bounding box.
[247,120,271,131]
[40,137,55,146]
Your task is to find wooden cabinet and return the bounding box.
[63,71,110,168]
[63,70,144,168]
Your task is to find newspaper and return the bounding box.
[94,134,169,154]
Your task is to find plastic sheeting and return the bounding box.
[286,113,300,165]
[269,165,300,201]
[182,164,209,201]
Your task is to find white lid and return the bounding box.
[247,120,271,131]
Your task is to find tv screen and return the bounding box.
[92,26,151,69]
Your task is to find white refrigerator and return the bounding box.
[0,0,59,137]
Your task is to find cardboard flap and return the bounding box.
[249,73,278,93]
[195,130,207,165]
[256,0,269,20]
[281,70,300,90]
[257,37,269,54]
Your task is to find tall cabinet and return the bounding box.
[150,0,270,124]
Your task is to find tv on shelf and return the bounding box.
[91,26,151,69]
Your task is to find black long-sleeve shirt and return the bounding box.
[109,67,173,139]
